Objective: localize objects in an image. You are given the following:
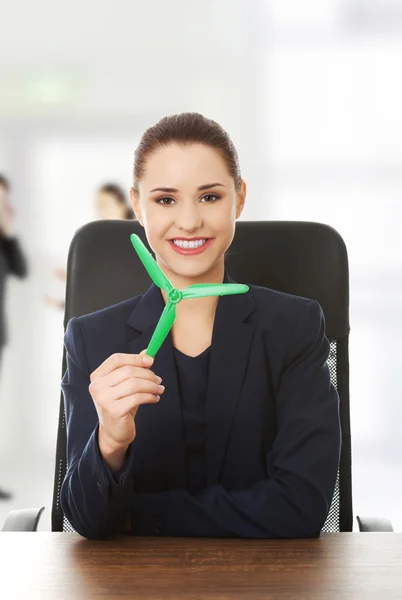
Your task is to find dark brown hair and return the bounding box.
[133,113,242,193]
[0,174,10,191]
[98,183,134,219]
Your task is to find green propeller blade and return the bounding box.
[146,302,176,358]
[182,283,249,299]
[130,234,173,293]
[130,234,249,358]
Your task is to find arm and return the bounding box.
[60,318,136,539]
[1,236,28,277]
[130,300,341,538]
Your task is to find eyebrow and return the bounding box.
[149,183,225,193]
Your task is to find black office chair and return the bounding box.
[2,220,393,533]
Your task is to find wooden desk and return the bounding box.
[0,533,401,599]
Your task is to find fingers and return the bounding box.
[112,378,164,401]
[89,376,164,408]
[119,393,161,417]
[89,351,164,424]
[91,352,154,381]
[98,393,161,420]
[107,365,161,388]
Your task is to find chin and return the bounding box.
[177,262,223,283]
[159,257,213,281]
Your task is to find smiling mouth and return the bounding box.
[168,238,214,255]
[171,238,209,249]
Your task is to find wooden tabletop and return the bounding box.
[0,533,401,599]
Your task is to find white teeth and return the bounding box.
[173,239,207,249]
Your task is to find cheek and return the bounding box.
[141,206,170,251]
[211,202,236,232]
[142,205,163,232]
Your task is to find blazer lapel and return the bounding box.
[206,276,255,485]
[126,284,186,488]
[125,276,255,489]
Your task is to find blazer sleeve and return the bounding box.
[60,317,136,539]
[129,299,341,538]
[1,236,28,277]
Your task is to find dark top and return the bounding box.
[173,346,211,495]
[0,235,28,347]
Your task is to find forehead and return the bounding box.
[140,143,231,186]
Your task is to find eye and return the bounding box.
[156,197,176,206]
[200,193,220,203]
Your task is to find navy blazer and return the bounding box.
[61,279,341,540]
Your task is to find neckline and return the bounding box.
[173,345,211,360]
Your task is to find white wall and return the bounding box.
[0,0,401,530]
[266,0,402,528]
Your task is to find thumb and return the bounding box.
[139,349,153,366]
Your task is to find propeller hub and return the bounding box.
[168,288,183,304]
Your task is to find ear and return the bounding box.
[235,180,246,220]
[130,187,144,226]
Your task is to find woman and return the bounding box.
[61,113,341,540]
[0,174,28,501]
[46,183,134,310]
[95,183,135,221]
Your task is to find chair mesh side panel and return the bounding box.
[62,444,76,533]
[58,340,341,533]
[52,424,66,531]
[321,340,340,532]
[63,517,76,532]
[53,406,76,532]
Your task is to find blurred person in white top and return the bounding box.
[46,183,134,310]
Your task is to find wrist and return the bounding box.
[98,426,130,472]
[98,425,129,454]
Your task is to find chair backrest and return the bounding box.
[52,220,352,532]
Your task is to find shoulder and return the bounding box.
[247,284,323,327]
[73,294,142,331]
[245,285,328,373]
[64,294,143,355]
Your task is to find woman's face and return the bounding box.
[96,191,126,220]
[131,143,246,285]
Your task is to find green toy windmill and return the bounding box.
[130,234,249,358]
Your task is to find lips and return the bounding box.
[168,238,214,256]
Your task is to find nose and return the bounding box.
[175,201,203,233]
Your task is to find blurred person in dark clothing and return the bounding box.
[0,174,28,501]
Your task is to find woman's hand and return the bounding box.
[89,352,164,468]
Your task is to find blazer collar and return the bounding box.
[125,272,256,487]
[205,277,255,484]
[126,282,165,334]
[126,283,186,488]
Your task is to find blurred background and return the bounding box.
[0,0,401,530]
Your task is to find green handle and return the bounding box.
[130,234,173,293]
[182,283,249,299]
[145,302,177,358]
